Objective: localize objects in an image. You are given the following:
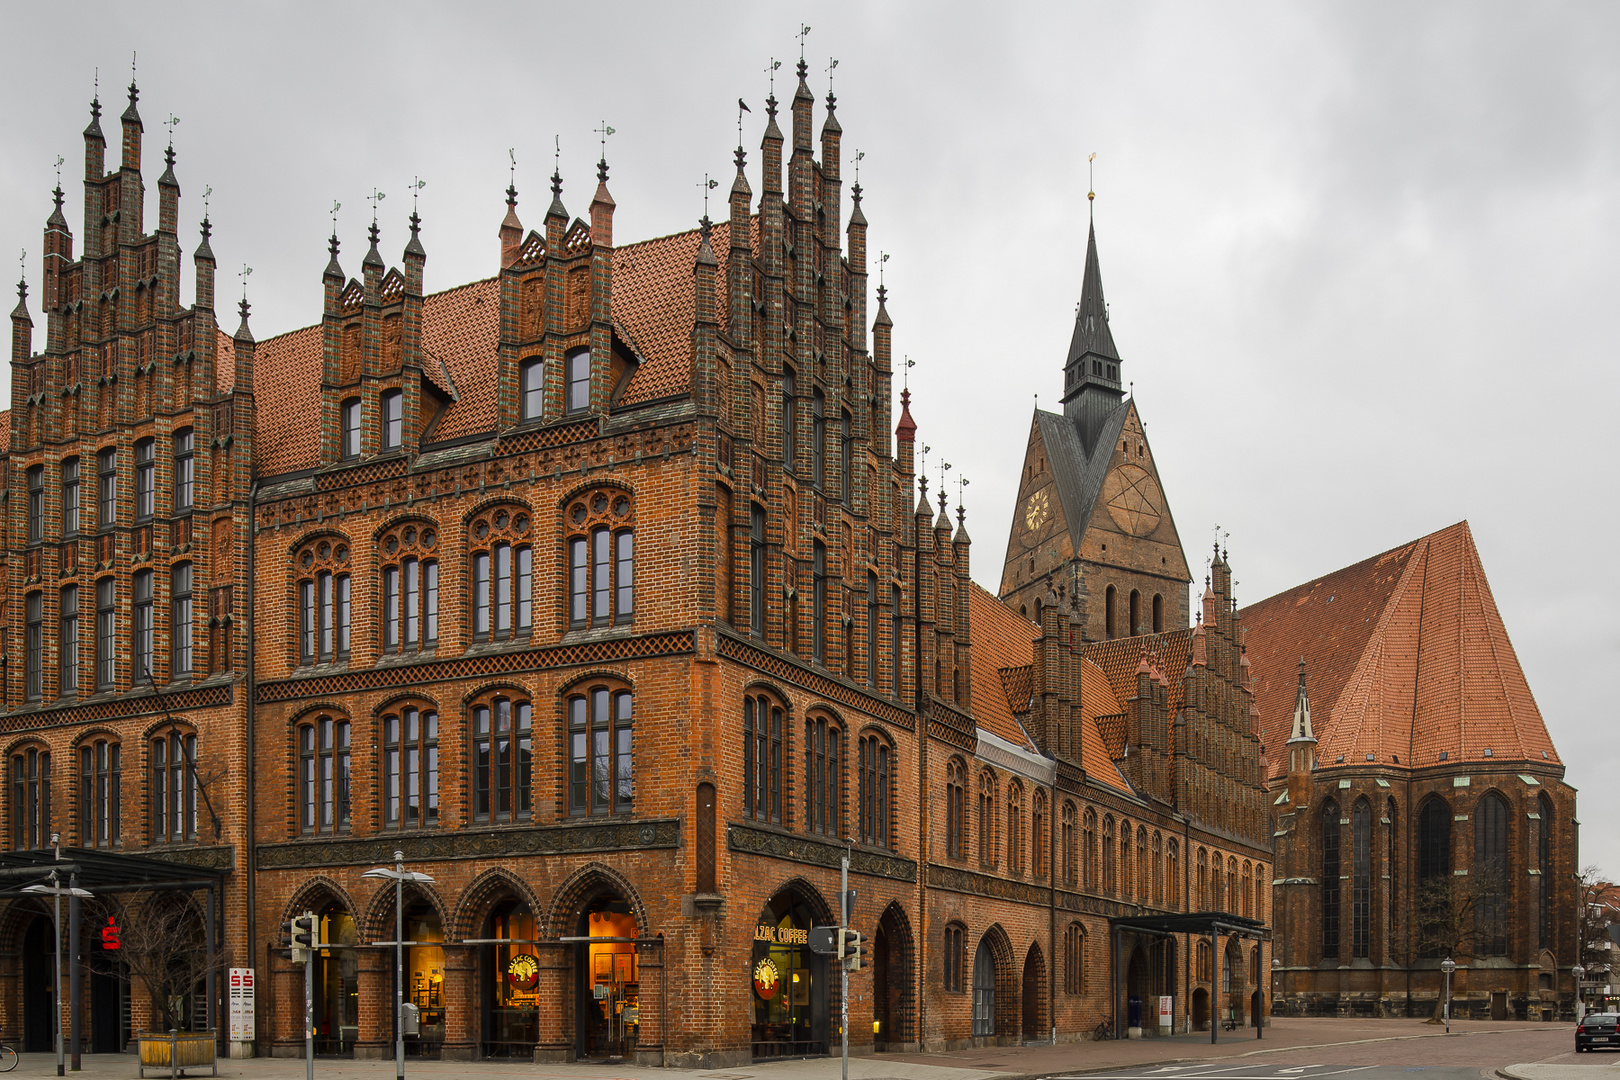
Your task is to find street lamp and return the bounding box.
[1573,963,1587,1024]
[22,846,93,1077]
[363,851,435,1080]
[1440,958,1456,1034]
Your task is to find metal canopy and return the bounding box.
[1108,910,1270,939]
[0,847,225,896]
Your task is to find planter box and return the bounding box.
[137,1030,217,1078]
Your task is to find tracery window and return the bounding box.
[1538,794,1553,948]
[298,714,350,834]
[1352,800,1371,957]
[296,537,352,665]
[743,692,785,824]
[79,737,120,847]
[811,541,826,664]
[1137,824,1149,898]
[858,731,890,847]
[151,726,198,843]
[471,504,534,640]
[943,923,966,992]
[380,522,439,653]
[472,695,532,823]
[11,745,50,850]
[1417,796,1452,957]
[865,572,878,687]
[945,758,967,860]
[804,714,841,838]
[1153,831,1164,904]
[977,770,998,869]
[1321,799,1341,959]
[382,705,438,829]
[1254,860,1267,921]
[749,505,766,636]
[564,491,632,631]
[567,683,633,816]
[1197,847,1209,909]
[1475,791,1510,956]
[1063,801,1078,886]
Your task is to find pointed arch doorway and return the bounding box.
[751,885,831,1060]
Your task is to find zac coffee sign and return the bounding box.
[506,953,540,991]
[753,924,807,945]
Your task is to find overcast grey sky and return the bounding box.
[3,2,1616,874]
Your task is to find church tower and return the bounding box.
[998,217,1192,641]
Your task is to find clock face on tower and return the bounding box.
[1101,464,1163,538]
[1025,489,1050,531]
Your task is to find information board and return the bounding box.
[228,967,255,1041]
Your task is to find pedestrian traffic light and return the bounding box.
[840,928,865,971]
[276,918,297,960]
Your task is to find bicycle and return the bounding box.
[1092,1016,1117,1041]
[0,1043,17,1071]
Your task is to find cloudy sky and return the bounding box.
[2,3,1615,872]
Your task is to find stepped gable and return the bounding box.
[247,218,759,477]
[1242,520,1557,779]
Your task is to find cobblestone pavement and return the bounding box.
[0,1018,1585,1080]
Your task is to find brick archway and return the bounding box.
[451,867,542,940]
[874,901,915,1047]
[543,862,648,939]
[977,923,1019,1040]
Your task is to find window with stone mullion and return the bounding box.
[473,698,532,822]
[382,707,438,830]
[743,695,784,825]
[79,739,120,847]
[299,717,350,835]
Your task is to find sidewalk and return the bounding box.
[6,1018,1562,1080]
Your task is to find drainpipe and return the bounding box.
[244,480,257,1052]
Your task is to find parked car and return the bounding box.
[1577,1013,1620,1051]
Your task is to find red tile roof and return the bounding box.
[0,409,9,453]
[1241,521,1558,780]
[968,584,1133,794]
[1083,631,1194,718]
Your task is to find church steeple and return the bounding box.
[1060,220,1123,448]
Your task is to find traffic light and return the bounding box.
[840,928,865,971]
[276,919,297,960]
[289,912,317,964]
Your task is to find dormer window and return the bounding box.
[381,390,403,450]
[520,358,544,422]
[341,398,361,459]
[566,348,590,414]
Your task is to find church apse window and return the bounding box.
[1352,799,1372,958]
[1321,799,1341,959]
[1417,796,1451,957]
[380,522,439,654]
[1475,791,1510,956]
[1537,794,1553,948]
[564,491,631,633]
[296,537,352,666]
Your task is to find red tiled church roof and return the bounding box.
[1241,521,1558,781]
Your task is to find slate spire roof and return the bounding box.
[1242,521,1558,780]
[1066,221,1119,367]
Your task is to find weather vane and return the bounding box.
[798,24,811,61]
[238,263,252,301]
[164,114,180,147]
[958,474,970,512]
[825,56,838,93]
[879,250,889,290]
[131,51,137,82]
[508,148,517,185]
[904,355,914,390]
[765,58,781,97]
[369,189,386,222]
[920,443,931,483]
[202,185,212,221]
[737,99,750,145]
[854,149,864,185]
[410,176,426,212]
[698,174,719,216]
[19,249,26,282]
[54,156,64,186]
[331,200,341,232]
[1088,151,1097,213]
[553,135,561,174]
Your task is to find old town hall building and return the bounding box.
[0,59,1570,1066]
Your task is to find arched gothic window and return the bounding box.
[567,683,633,816]
[1119,818,1133,900]
[564,491,632,631]
[1168,840,1180,908]
[381,705,438,829]
[977,770,998,869]
[1103,815,1117,895]
[471,505,534,641]
[78,736,120,848]
[1006,782,1024,874]
[10,744,51,849]
[1197,847,1209,909]
[1153,832,1164,904]
[1352,799,1372,958]
[1082,808,1098,889]
[805,714,841,838]
[1064,922,1086,994]
[1538,793,1554,948]
[743,693,784,825]
[1031,790,1047,877]
[295,537,351,666]
[472,695,532,823]
[1417,796,1452,957]
[945,758,967,860]
[151,726,198,843]
[858,731,891,848]
[297,714,350,835]
[379,522,439,653]
[1475,791,1510,956]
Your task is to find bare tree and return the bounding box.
[106,895,226,1034]
[1409,868,1507,1021]
[1576,866,1617,989]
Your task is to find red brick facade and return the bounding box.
[0,66,1280,1065]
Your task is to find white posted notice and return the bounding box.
[228,968,255,1041]
[1158,995,1173,1029]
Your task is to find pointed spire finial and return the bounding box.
[54,155,64,189]
[878,250,889,294]
[551,135,563,197]
[507,148,518,207]
[238,263,252,302]
[697,174,718,217]
[903,355,913,390]
[1087,151,1096,218]
[957,476,969,525]
[852,149,864,196]
[410,176,426,213]
[798,24,811,67]
[594,122,615,182]
[825,57,838,109]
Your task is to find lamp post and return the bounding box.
[1574,963,1586,1024]
[1440,958,1456,1033]
[22,843,93,1077]
[363,851,435,1080]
